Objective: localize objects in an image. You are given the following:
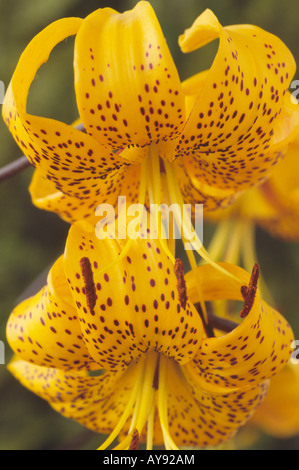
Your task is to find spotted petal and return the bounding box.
[7,356,137,434]
[167,359,268,447]
[2,17,130,200]
[6,256,98,370]
[185,262,294,389]
[174,157,239,212]
[176,9,299,192]
[74,1,185,153]
[64,225,203,372]
[29,162,141,226]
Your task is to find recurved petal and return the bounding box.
[29,161,141,226]
[166,359,268,447]
[174,157,239,212]
[185,262,294,389]
[176,9,299,192]
[6,256,98,370]
[74,1,185,151]
[8,356,135,434]
[2,17,128,199]
[64,225,203,372]
[206,136,299,238]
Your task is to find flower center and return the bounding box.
[97,350,179,450]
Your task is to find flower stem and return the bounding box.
[0,155,31,182]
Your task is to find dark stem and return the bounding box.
[207,312,239,333]
[196,304,215,338]
[0,123,86,183]
[195,303,239,335]
[0,155,31,182]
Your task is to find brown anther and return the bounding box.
[174,258,187,309]
[80,257,97,315]
[240,263,259,318]
[240,285,248,300]
[129,428,140,450]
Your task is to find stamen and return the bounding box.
[174,258,187,309]
[146,402,155,450]
[205,219,231,262]
[80,257,97,315]
[129,429,139,450]
[241,221,275,305]
[148,145,175,263]
[240,263,259,318]
[164,161,243,284]
[97,359,145,450]
[133,351,158,433]
[152,354,160,390]
[158,356,179,450]
[223,219,244,265]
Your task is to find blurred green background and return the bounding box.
[1,0,299,450]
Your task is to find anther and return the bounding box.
[174,258,187,309]
[240,263,259,318]
[129,428,140,450]
[80,257,97,315]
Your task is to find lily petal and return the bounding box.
[167,359,268,447]
[6,256,98,370]
[2,18,128,199]
[185,262,294,388]
[64,225,203,371]
[8,356,135,434]
[29,162,141,226]
[176,9,299,192]
[174,156,239,211]
[74,1,185,152]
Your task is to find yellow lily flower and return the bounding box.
[3,2,299,227]
[204,131,299,242]
[6,224,294,450]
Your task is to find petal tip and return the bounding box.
[178,9,220,53]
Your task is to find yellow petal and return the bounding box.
[174,156,240,212]
[6,256,98,370]
[64,225,203,371]
[185,262,294,389]
[2,17,128,199]
[8,356,134,433]
[207,136,299,239]
[176,9,299,192]
[250,362,299,438]
[74,1,185,150]
[166,359,268,447]
[29,161,141,225]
